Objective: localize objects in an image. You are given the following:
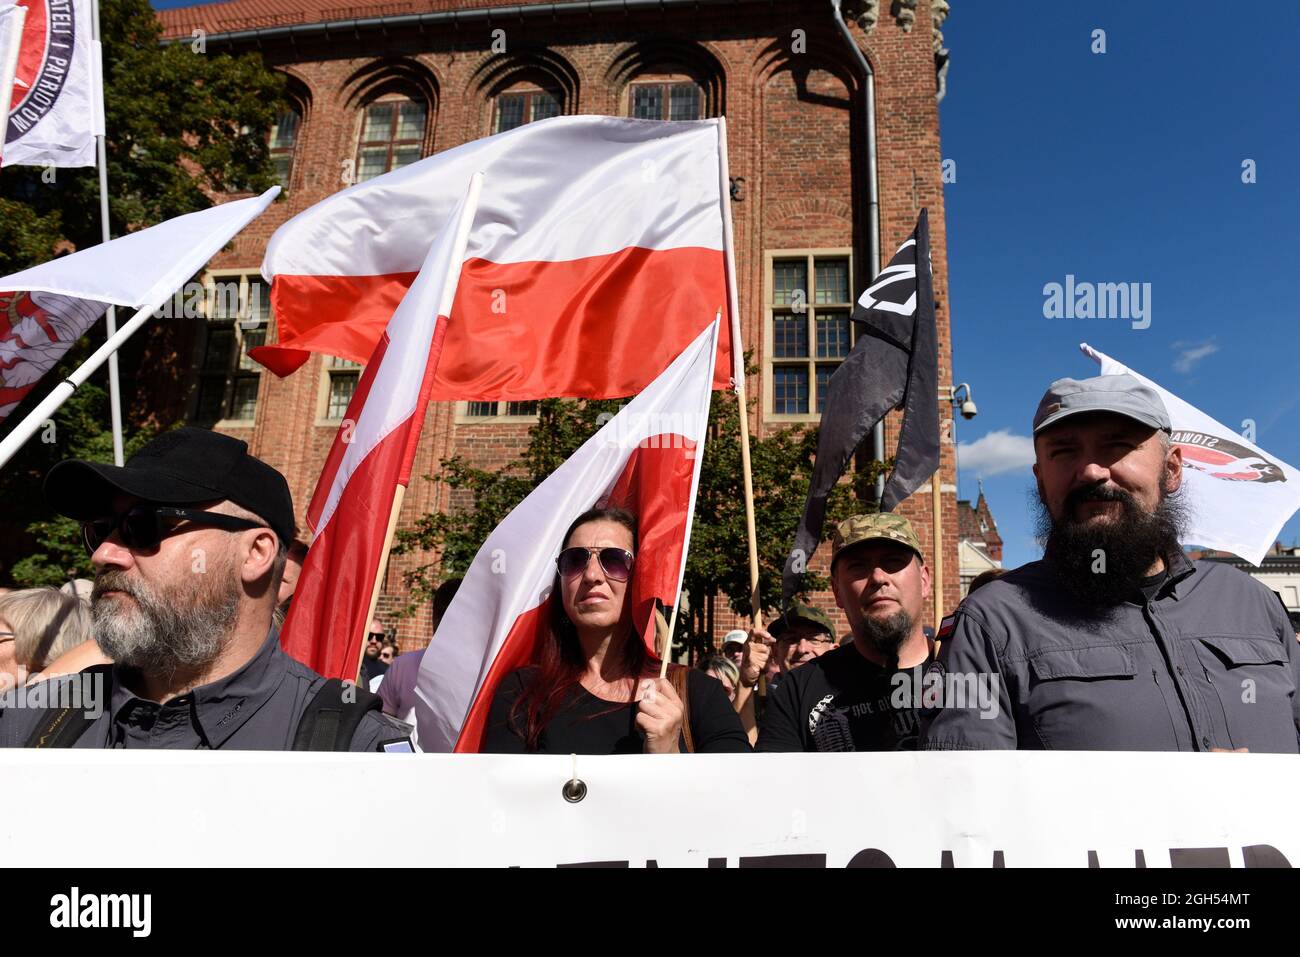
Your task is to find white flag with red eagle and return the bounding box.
[413,319,720,753]
[1082,343,1300,565]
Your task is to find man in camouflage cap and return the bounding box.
[767,601,837,677]
[756,512,934,752]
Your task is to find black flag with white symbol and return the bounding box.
[783,209,939,600]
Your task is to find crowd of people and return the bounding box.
[1,372,1297,754]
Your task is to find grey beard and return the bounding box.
[92,562,240,673]
[857,607,913,662]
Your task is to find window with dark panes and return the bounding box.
[493,89,560,134]
[356,98,426,182]
[325,356,362,420]
[464,399,539,419]
[629,79,704,120]
[768,254,854,417]
[193,275,270,425]
[269,109,300,188]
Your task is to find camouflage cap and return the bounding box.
[831,512,924,567]
[768,601,836,641]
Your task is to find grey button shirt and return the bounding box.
[0,629,411,751]
[920,550,1300,752]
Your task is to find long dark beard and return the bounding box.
[1033,480,1189,612]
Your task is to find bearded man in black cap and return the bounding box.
[0,427,411,751]
[921,374,1300,752]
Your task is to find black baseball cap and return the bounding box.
[44,427,296,546]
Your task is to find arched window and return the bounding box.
[269,107,300,188]
[493,82,561,134]
[628,75,704,121]
[356,96,428,182]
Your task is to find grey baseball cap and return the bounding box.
[1032,374,1171,436]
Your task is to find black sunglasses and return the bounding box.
[556,546,635,582]
[82,503,267,555]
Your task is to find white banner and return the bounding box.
[1,751,1296,867]
[4,0,100,168]
[1081,343,1300,565]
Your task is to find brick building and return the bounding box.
[956,485,1002,598]
[151,0,961,651]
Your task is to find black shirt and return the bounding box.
[1138,568,1169,603]
[483,666,751,754]
[757,643,927,752]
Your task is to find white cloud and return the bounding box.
[957,429,1036,478]
[1171,338,1219,374]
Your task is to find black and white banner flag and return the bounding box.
[784,209,939,599]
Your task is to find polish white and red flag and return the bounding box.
[280,176,482,678]
[253,115,733,399]
[412,319,720,753]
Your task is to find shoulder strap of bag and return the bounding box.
[294,678,384,751]
[25,664,115,749]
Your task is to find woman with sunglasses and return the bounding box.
[483,506,749,754]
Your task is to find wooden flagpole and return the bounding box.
[348,171,484,685]
[659,312,723,681]
[931,466,943,633]
[716,117,763,634]
[354,485,406,684]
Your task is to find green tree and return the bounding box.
[4,384,158,586]
[0,0,286,266]
[0,0,286,582]
[393,377,879,658]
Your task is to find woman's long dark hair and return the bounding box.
[511,505,650,751]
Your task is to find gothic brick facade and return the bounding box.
[149,0,960,652]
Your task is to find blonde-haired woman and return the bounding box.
[0,587,94,688]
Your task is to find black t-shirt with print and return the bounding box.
[755,643,927,752]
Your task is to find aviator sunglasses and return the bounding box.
[82,503,267,555]
[555,546,635,582]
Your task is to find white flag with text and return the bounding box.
[1082,343,1300,565]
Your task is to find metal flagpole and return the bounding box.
[89,0,123,465]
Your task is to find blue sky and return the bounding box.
[940,2,1300,565]
[148,1,1299,567]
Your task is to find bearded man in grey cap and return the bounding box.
[921,374,1300,752]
